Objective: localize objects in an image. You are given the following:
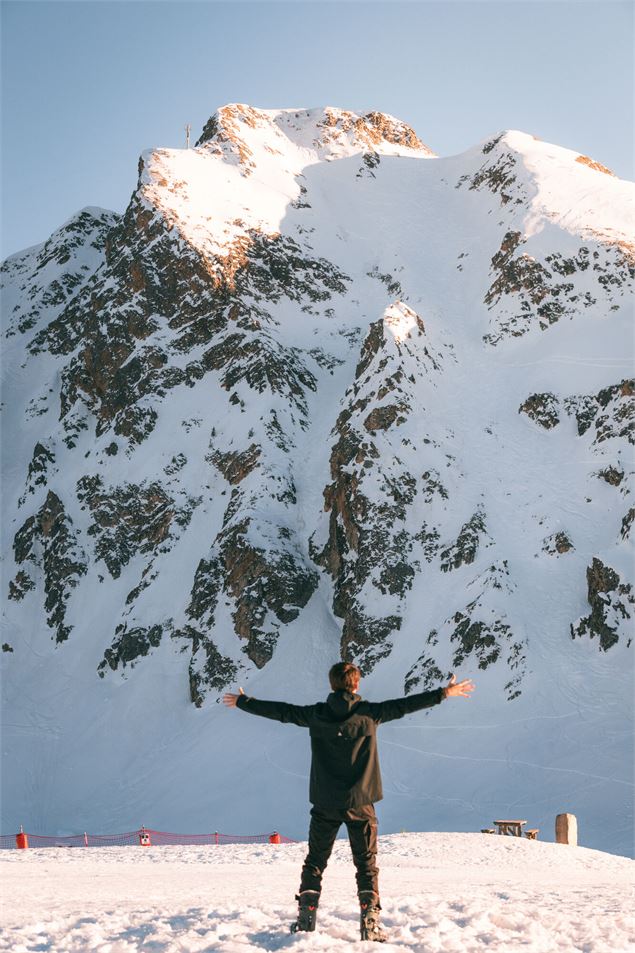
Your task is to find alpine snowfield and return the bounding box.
[1,105,634,856]
[2,834,633,952]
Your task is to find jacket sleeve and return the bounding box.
[235,694,313,727]
[367,687,445,724]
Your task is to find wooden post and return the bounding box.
[555,813,577,846]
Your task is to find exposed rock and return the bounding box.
[195,105,258,173]
[481,133,504,155]
[450,610,508,669]
[202,326,318,418]
[420,470,448,503]
[7,569,36,601]
[225,524,317,666]
[76,475,200,579]
[232,229,350,304]
[518,380,634,449]
[308,347,345,372]
[209,444,262,484]
[339,607,401,673]
[188,514,318,670]
[519,392,560,429]
[542,531,574,555]
[564,379,634,444]
[11,491,87,642]
[404,632,449,695]
[366,265,403,298]
[621,507,635,541]
[172,624,241,707]
[317,108,430,153]
[2,208,118,339]
[571,557,634,651]
[163,453,187,476]
[416,522,441,562]
[31,189,344,448]
[313,302,445,673]
[563,394,599,436]
[597,466,624,486]
[592,380,635,444]
[484,233,633,345]
[98,622,164,675]
[357,151,381,178]
[439,507,491,572]
[22,442,56,497]
[364,404,404,432]
[575,155,615,177]
[456,145,520,205]
[406,561,525,700]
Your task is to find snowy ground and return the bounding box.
[1,833,633,952]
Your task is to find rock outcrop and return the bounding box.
[10,491,87,643]
[571,558,634,651]
[312,302,448,673]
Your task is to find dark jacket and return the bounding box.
[236,686,445,809]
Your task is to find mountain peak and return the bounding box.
[481,129,619,179]
[195,103,435,165]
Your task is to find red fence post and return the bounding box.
[269,831,281,844]
[16,825,28,849]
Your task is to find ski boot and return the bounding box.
[359,891,387,943]
[290,890,319,933]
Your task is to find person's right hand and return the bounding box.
[222,688,245,708]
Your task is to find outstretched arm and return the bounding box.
[368,674,475,724]
[223,688,313,727]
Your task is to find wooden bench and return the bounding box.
[524,828,539,840]
[493,819,527,837]
[480,828,496,834]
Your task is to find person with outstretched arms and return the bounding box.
[223,662,474,942]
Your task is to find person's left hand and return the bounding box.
[443,674,475,698]
[222,687,245,708]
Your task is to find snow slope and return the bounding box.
[1,105,633,857]
[1,834,633,952]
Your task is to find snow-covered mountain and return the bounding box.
[2,105,633,855]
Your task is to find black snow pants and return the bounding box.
[299,803,379,898]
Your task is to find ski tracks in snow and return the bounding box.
[382,738,634,788]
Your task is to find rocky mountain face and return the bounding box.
[2,105,633,851]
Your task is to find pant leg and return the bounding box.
[344,804,379,898]
[298,805,341,893]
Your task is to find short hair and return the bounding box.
[329,662,361,692]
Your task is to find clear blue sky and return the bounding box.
[1,0,632,259]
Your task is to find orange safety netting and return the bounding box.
[1,828,296,848]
